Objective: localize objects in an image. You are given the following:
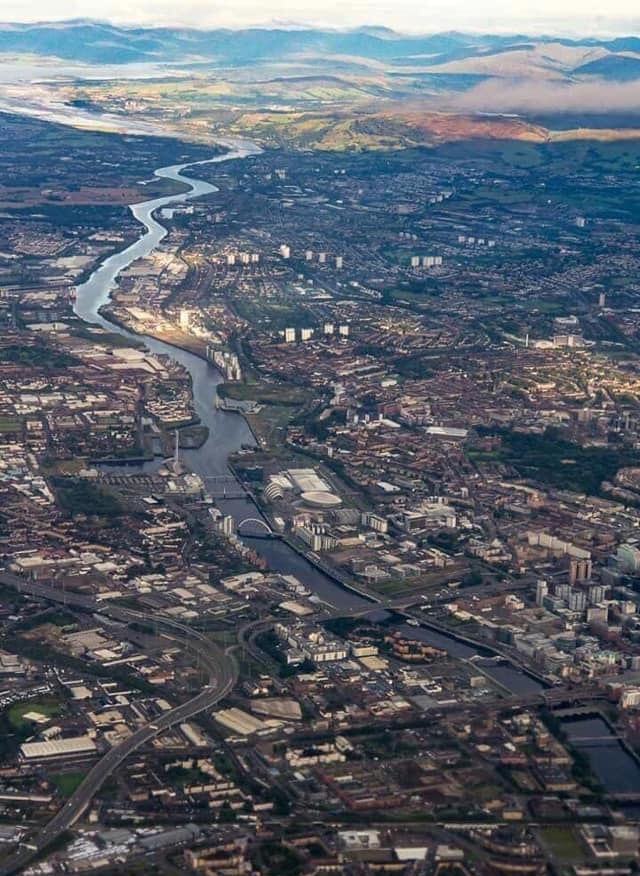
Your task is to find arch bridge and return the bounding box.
[237,518,274,538]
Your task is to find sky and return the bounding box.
[1,0,639,36]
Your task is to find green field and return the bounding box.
[219,380,312,449]
[219,381,310,406]
[366,577,422,597]
[8,698,63,729]
[247,407,299,451]
[50,771,87,797]
[540,825,585,864]
[0,416,23,434]
[231,296,317,331]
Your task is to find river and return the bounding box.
[72,140,542,692]
[562,715,640,796]
[73,140,371,612]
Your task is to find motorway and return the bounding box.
[0,571,239,876]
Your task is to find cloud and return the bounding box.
[1,1,639,36]
[450,78,640,114]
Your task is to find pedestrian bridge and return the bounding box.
[237,518,274,537]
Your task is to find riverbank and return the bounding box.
[99,303,209,361]
[69,140,548,695]
[96,304,264,452]
[281,533,381,606]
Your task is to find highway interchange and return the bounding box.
[0,569,606,875]
[0,570,239,876]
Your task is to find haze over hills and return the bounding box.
[0,19,640,78]
[0,20,639,149]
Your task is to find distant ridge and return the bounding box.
[0,20,638,73]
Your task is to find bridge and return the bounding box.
[203,475,250,500]
[237,517,275,538]
[569,737,625,745]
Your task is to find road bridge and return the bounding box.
[203,475,251,500]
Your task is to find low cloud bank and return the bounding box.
[451,78,640,114]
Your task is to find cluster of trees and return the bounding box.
[52,477,123,518]
[478,426,636,496]
[0,344,80,369]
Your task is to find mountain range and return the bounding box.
[0,21,639,150]
[1,20,640,82]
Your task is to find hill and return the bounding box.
[0,21,639,79]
